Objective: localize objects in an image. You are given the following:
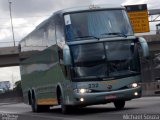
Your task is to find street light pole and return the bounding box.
[8,0,15,46]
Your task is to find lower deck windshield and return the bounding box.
[70,40,140,80]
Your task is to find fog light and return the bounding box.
[134,92,138,96]
[80,98,84,102]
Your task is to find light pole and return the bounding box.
[8,0,15,46]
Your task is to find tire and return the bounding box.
[28,92,32,105]
[31,96,42,112]
[61,105,73,114]
[59,92,72,114]
[31,96,50,112]
[114,100,125,110]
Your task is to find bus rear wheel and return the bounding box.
[114,100,125,110]
[31,96,40,112]
[31,96,50,112]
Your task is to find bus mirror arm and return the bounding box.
[63,44,72,65]
[138,37,149,58]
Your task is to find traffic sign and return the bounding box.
[125,4,150,33]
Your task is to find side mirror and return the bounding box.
[63,44,72,65]
[138,37,149,57]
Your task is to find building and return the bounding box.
[0,81,11,91]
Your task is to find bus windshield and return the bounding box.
[64,10,133,41]
[70,40,140,79]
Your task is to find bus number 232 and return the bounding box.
[88,83,99,88]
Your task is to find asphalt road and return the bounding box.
[0,97,160,120]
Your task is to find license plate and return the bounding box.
[105,95,116,99]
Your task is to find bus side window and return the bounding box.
[55,15,65,47]
[55,15,70,79]
[55,22,65,63]
[47,21,56,46]
[56,24,65,43]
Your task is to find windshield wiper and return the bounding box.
[74,35,100,40]
[101,32,127,38]
[75,75,104,81]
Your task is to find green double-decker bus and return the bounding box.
[19,4,149,113]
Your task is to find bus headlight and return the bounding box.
[128,83,140,88]
[74,89,92,94]
[134,92,138,96]
[132,83,138,88]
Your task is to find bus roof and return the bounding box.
[37,4,124,30]
[37,4,124,29]
[54,4,125,15]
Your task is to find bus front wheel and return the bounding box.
[114,100,125,110]
[58,92,72,114]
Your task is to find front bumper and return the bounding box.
[71,87,141,106]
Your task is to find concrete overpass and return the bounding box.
[0,46,19,67]
[0,34,159,68]
[0,46,38,67]
[0,34,159,67]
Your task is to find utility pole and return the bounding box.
[8,0,15,46]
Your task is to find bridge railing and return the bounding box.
[0,41,20,47]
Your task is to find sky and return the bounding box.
[0,0,159,86]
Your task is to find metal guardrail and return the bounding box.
[141,82,160,96]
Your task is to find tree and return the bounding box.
[13,80,22,91]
